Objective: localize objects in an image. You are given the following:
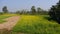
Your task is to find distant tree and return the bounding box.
[16,11,20,14]
[49,0,60,24]
[37,7,44,14]
[21,10,26,14]
[37,7,48,15]
[2,6,8,13]
[37,7,41,13]
[31,6,36,14]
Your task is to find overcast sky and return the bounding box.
[0,0,59,12]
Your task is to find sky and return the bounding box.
[0,0,59,12]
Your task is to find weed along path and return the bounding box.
[0,16,20,30]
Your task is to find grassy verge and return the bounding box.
[0,14,16,23]
[0,20,6,23]
[13,15,60,34]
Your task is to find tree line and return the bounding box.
[0,6,48,15]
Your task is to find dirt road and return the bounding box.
[0,16,20,30]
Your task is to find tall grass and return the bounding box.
[13,15,60,34]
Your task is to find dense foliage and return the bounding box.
[49,0,60,24]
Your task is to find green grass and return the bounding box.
[0,20,6,23]
[0,14,16,23]
[12,15,60,34]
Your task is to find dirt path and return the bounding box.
[0,16,20,30]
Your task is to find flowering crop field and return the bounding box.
[13,15,60,34]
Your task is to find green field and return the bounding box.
[13,15,60,34]
[0,14,16,23]
[0,15,10,23]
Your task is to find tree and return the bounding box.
[2,6,8,13]
[16,11,20,14]
[31,6,36,14]
[37,7,41,13]
[37,7,48,15]
[49,5,57,20]
[49,0,60,24]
